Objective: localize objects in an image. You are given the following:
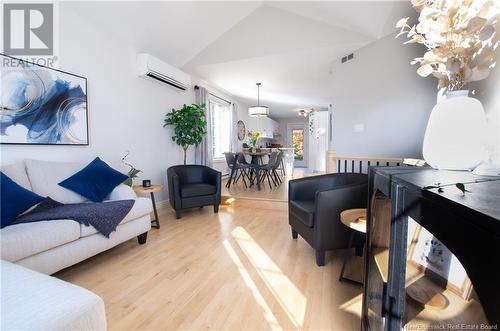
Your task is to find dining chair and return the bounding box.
[224,152,250,188]
[234,153,252,185]
[272,151,285,185]
[258,151,279,190]
[276,150,286,177]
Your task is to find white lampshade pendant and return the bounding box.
[423,90,487,170]
[248,83,269,117]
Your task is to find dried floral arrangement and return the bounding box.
[396,0,499,91]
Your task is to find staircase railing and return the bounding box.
[326,151,404,174]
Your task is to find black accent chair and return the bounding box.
[167,165,222,219]
[288,173,368,266]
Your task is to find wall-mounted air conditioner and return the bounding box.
[137,53,191,91]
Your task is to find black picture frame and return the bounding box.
[0,53,89,146]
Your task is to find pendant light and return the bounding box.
[248,83,270,117]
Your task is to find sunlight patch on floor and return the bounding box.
[222,240,281,331]
[231,226,307,329]
[339,293,363,316]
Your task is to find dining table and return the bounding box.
[240,149,272,191]
[228,148,294,191]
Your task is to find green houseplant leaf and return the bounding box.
[164,103,207,164]
[121,151,142,187]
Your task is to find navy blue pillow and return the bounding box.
[58,157,128,202]
[1,172,44,228]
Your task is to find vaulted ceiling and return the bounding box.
[64,1,414,117]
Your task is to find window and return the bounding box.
[210,99,231,160]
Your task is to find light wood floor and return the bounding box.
[56,200,363,331]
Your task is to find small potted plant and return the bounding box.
[121,151,141,186]
[164,104,207,165]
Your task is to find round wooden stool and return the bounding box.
[339,208,367,285]
[133,184,162,229]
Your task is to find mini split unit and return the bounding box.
[137,53,191,91]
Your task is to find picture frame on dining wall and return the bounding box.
[237,120,246,141]
[0,54,88,145]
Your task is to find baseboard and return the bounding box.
[156,199,169,208]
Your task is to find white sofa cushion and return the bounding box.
[109,184,137,201]
[25,159,89,204]
[0,220,80,262]
[17,216,151,275]
[1,260,107,331]
[80,197,153,237]
[1,162,32,190]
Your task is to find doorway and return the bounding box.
[287,123,307,168]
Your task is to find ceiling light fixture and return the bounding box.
[298,109,312,117]
[248,83,269,117]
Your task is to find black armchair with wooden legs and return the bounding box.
[288,173,368,266]
[167,165,221,219]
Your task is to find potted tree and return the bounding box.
[164,103,207,165]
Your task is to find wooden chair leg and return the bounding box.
[274,170,282,184]
[273,169,281,185]
[137,232,148,245]
[227,167,236,189]
[280,159,286,176]
[270,171,277,187]
[233,169,240,184]
[291,228,298,239]
[241,171,248,188]
[315,250,326,266]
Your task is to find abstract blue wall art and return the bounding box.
[1,54,88,145]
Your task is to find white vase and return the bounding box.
[422,90,487,171]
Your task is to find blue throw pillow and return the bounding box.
[1,172,44,228]
[58,157,129,202]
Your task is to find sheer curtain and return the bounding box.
[230,103,239,152]
[194,86,213,167]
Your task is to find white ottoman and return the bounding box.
[1,260,106,331]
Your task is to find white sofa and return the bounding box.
[1,260,107,331]
[0,159,153,275]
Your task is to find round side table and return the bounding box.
[133,184,162,229]
[339,208,367,285]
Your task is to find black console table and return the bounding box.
[361,167,500,331]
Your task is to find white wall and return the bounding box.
[330,33,437,158]
[0,5,196,204]
[469,21,500,166]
